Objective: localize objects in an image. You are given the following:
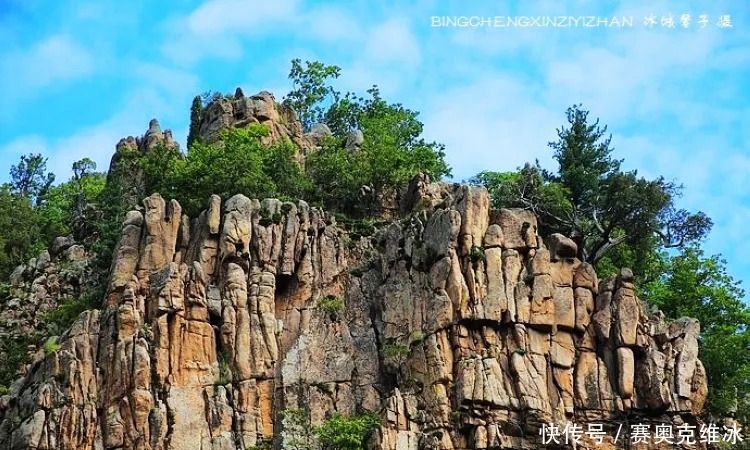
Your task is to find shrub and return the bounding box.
[215,353,232,385]
[314,412,380,450]
[44,336,61,354]
[318,295,345,318]
[410,331,425,345]
[470,245,486,264]
[383,344,410,359]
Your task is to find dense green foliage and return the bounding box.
[187,95,204,149]
[307,87,450,214]
[472,104,711,282]
[133,60,450,218]
[0,156,105,279]
[285,60,451,215]
[140,125,310,216]
[280,408,379,450]
[315,412,379,450]
[284,59,341,131]
[644,247,750,423]
[10,153,55,206]
[0,186,46,279]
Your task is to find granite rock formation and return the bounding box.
[0,238,91,384]
[198,90,320,161]
[0,180,709,449]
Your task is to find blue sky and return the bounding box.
[0,0,748,296]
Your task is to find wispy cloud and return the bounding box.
[0,34,94,118]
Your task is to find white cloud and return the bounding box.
[300,5,365,42]
[0,83,191,183]
[160,0,300,66]
[421,75,561,179]
[186,0,299,35]
[364,18,421,66]
[132,62,201,105]
[0,34,94,117]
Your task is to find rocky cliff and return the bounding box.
[0,178,709,449]
[0,90,714,449]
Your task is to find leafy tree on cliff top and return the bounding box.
[41,158,106,242]
[0,155,106,278]
[0,185,45,279]
[9,153,55,206]
[284,59,341,132]
[283,59,450,214]
[471,104,712,280]
[144,124,311,217]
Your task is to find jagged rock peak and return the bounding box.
[147,118,161,135]
[197,89,336,165]
[0,184,709,450]
[114,118,178,155]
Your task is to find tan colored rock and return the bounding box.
[514,282,531,324]
[423,209,461,259]
[529,274,555,328]
[554,286,575,330]
[109,211,144,293]
[0,176,712,450]
[503,249,522,321]
[483,247,507,319]
[550,331,575,368]
[207,194,222,234]
[612,284,639,347]
[546,233,578,261]
[617,347,635,399]
[483,224,503,248]
[455,185,490,250]
[574,287,595,332]
[138,194,182,283]
[573,262,598,293]
[493,208,538,250]
[529,248,551,276]
[574,351,600,409]
[634,348,671,410]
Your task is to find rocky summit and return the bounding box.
[0,92,711,450]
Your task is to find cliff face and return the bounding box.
[0,180,708,449]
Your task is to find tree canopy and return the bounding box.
[284,60,450,214]
[471,104,712,281]
[9,153,55,206]
[0,156,106,279]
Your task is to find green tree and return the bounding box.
[39,163,106,243]
[91,145,143,276]
[644,247,750,423]
[0,185,44,278]
[187,95,204,148]
[164,124,309,216]
[472,104,711,279]
[314,412,380,450]
[140,143,183,200]
[303,85,450,215]
[283,59,341,131]
[10,153,55,206]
